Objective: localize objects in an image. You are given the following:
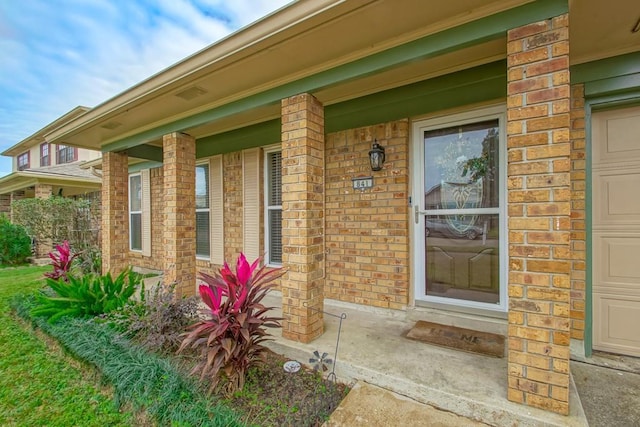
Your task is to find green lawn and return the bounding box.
[0,266,133,427]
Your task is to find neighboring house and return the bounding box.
[0,106,102,255]
[43,0,639,417]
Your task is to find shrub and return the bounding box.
[44,240,78,281]
[0,214,32,265]
[31,268,142,323]
[11,195,100,252]
[178,253,285,393]
[108,281,200,354]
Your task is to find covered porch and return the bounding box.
[262,292,588,426]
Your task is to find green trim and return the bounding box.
[128,161,163,174]
[571,52,640,84]
[196,120,280,158]
[124,144,163,162]
[325,61,506,133]
[585,73,640,98]
[584,92,640,357]
[103,0,567,153]
[584,101,593,358]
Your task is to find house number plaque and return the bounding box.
[352,176,373,190]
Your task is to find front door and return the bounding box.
[413,107,506,312]
[592,104,640,357]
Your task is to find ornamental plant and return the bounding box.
[31,268,142,323]
[44,240,77,281]
[178,253,285,393]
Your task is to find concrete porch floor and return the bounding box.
[263,293,588,427]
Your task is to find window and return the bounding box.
[195,162,210,258]
[40,143,50,166]
[264,148,282,265]
[17,152,29,170]
[129,174,142,251]
[56,144,76,164]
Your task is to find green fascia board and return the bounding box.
[122,144,163,162]
[571,51,640,84]
[196,120,280,158]
[128,161,163,174]
[103,0,567,153]
[584,73,640,98]
[325,60,506,133]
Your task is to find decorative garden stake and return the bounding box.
[309,351,332,372]
[303,302,347,383]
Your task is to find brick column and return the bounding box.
[163,132,196,297]
[281,93,324,343]
[34,184,52,199]
[506,14,571,415]
[102,151,129,274]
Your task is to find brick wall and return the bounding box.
[569,84,586,341]
[325,120,410,309]
[0,194,10,215]
[506,14,572,415]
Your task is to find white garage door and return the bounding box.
[592,104,640,357]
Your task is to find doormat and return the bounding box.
[406,320,505,358]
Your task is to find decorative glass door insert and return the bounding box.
[418,117,502,308]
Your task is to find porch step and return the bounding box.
[263,294,588,427]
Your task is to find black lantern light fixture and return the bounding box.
[368,139,386,172]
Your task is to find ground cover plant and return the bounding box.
[0,265,133,426]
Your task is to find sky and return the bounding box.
[0,0,291,178]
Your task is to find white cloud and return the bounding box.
[0,0,291,177]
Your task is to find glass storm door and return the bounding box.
[413,109,505,311]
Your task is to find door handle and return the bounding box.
[414,204,429,224]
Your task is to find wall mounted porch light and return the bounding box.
[368,139,386,171]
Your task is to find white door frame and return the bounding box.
[411,105,508,313]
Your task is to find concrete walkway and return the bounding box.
[264,294,588,427]
[326,382,488,426]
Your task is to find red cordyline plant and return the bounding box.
[178,253,285,393]
[44,240,78,281]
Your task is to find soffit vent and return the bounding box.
[175,86,208,101]
[101,121,123,130]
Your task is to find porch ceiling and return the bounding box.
[46,0,639,153]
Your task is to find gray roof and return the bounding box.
[23,161,101,180]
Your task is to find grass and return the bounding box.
[0,265,133,427]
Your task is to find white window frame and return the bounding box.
[263,144,282,267]
[411,104,508,313]
[195,160,211,260]
[128,173,142,252]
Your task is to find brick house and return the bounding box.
[0,107,102,256]
[45,0,640,416]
